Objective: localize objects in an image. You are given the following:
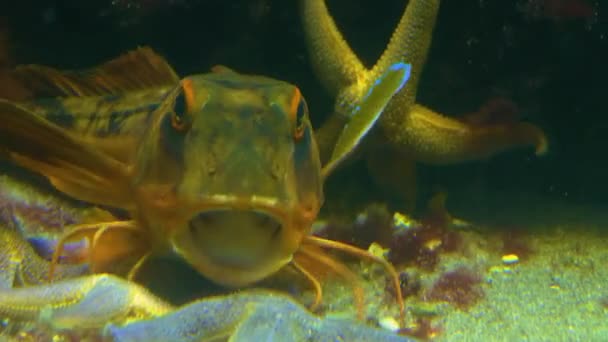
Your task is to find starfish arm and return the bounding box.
[0,274,171,332]
[307,0,441,168]
[107,290,415,342]
[386,104,548,164]
[299,0,368,97]
[370,0,549,163]
[370,0,440,107]
[376,0,440,136]
[0,227,88,288]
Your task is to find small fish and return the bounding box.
[323,62,412,176]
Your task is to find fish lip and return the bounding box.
[186,194,291,224]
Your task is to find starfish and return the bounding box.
[300,0,548,209]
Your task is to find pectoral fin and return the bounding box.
[322,62,412,179]
[0,100,133,209]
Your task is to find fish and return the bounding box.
[0,47,411,320]
[323,62,411,176]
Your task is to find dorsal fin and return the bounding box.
[12,46,180,98]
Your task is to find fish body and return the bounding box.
[0,48,408,323]
[1,48,323,287]
[0,0,452,334]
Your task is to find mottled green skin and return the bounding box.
[18,88,170,138]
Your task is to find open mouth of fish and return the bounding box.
[187,208,284,268]
[168,194,306,286]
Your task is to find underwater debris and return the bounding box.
[500,227,534,262]
[398,317,443,341]
[318,193,466,272]
[501,253,520,265]
[424,266,484,311]
[388,194,463,270]
[398,272,422,299]
[350,204,395,248]
[378,316,401,332]
[388,226,451,270]
[386,271,422,303]
[315,203,395,249]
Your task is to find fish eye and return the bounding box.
[171,84,192,132]
[294,97,307,141]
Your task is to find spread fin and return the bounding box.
[12,47,179,98]
[0,99,133,209]
[322,62,412,179]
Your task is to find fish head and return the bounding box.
[133,70,323,286]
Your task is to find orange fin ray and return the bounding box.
[49,220,148,280]
[303,235,405,324]
[291,257,324,312]
[295,244,365,320]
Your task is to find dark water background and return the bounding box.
[2,0,607,218]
